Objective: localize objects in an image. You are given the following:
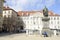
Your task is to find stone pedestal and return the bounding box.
[42,17,53,37]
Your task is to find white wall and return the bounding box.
[49,16,60,29]
[3,10,12,18]
[19,12,43,30]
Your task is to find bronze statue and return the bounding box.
[43,6,48,17]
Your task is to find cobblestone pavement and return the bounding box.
[0,33,60,40]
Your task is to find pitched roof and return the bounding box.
[3,6,60,16]
[17,11,42,16]
[3,6,17,13]
[17,11,60,16]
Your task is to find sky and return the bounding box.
[4,0,60,14]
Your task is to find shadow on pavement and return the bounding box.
[0,32,25,37]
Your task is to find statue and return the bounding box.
[43,6,48,17]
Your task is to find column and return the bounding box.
[39,30,42,35]
[29,30,33,35]
[26,30,29,35]
[54,30,56,35]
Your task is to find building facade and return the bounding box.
[3,7,17,32]
[17,10,60,36]
[49,16,60,35]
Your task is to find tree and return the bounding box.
[2,0,6,3]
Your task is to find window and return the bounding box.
[57,21,59,24]
[31,17,32,19]
[27,17,29,19]
[5,11,6,14]
[8,15,10,17]
[51,21,53,24]
[55,26,56,29]
[57,17,59,20]
[8,10,10,13]
[34,22,35,24]
[58,26,60,28]
[54,17,56,20]
[38,26,39,28]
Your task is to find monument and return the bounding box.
[42,7,53,37]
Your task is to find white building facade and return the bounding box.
[49,16,60,35]
[18,11,60,36]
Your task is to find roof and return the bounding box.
[48,11,60,16]
[3,7,12,10]
[3,6,60,16]
[17,11,42,16]
[3,6,17,13]
[17,11,60,16]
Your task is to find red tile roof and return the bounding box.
[17,11,43,16]
[17,11,60,16]
[3,6,60,16]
